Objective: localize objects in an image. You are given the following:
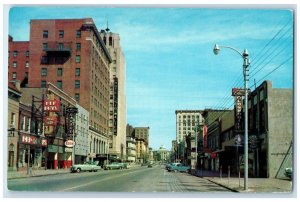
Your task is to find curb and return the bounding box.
[7,171,71,180]
[189,173,239,193]
[204,178,240,193]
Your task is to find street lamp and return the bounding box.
[213,44,250,191]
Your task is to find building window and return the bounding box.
[43,43,48,50]
[109,37,113,46]
[57,68,63,76]
[43,30,48,38]
[26,118,31,132]
[21,117,26,131]
[58,43,64,50]
[75,68,80,76]
[75,93,80,102]
[75,80,80,89]
[59,30,64,38]
[10,112,15,126]
[26,50,29,57]
[75,55,81,63]
[13,51,18,57]
[25,72,28,78]
[41,56,48,64]
[57,80,62,89]
[41,68,47,76]
[25,61,29,68]
[41,80,47,88]
[12,72,17,79]
[76,30,81,38]
[13,62,17,68]
[76,43,81,51]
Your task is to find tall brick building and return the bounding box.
[8,18,113,164]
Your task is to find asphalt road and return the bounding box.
[7,165,232,193]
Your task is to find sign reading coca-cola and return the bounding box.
[65,140,76,148]
[44,99,60,112]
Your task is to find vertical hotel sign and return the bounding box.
[44,97,60,135]
[113,77,118,135]
[232,88,244,133]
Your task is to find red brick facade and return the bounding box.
[8,36,30,87]
[27,18,112,135]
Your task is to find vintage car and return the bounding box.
[71,161,101,173]
[167,163,190,173]
[103,162,123,170]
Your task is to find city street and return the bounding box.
[7,165,231,193]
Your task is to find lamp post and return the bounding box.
[213,44,250,191]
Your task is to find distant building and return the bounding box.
[157,146,170,162]
[175,110,204,169]
[126,137,136,163]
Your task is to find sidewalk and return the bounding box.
[191,169,293,193]
[7,168,70,180]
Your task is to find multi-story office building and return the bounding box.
[175,110,204,143]
[134,127,150,146]
[100,30,127,160]
[134,127,149,163]
[175,110,204,168]
[75,104,89,164]
[24,18,112,160]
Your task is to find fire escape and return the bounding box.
[41,42,72,65]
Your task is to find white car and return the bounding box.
[71,161,101,173]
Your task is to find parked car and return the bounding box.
[284,167,292,179]
[104,162,123,170]
[71,161,101,173]
[148,163,153,168]
[167,163,190,173]
[165,163,172,170]
[119,162,128,169]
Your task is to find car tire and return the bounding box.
[76,168,81,173]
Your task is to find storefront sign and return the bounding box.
[44,116,58,126]
[21,134,37,145]
[65,147,73,153]
[65,140,76,148]
[44,99,60,112]
[203,125,208,148]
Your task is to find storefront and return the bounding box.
[17,133,47,171]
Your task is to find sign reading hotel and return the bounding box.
[232,88,245,132]
[44,99,60,112]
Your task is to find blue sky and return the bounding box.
[7,6,294,151]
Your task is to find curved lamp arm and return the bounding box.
[213,44,243,57]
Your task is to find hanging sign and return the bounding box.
[65,140,76,148]
[44,99,60,112]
